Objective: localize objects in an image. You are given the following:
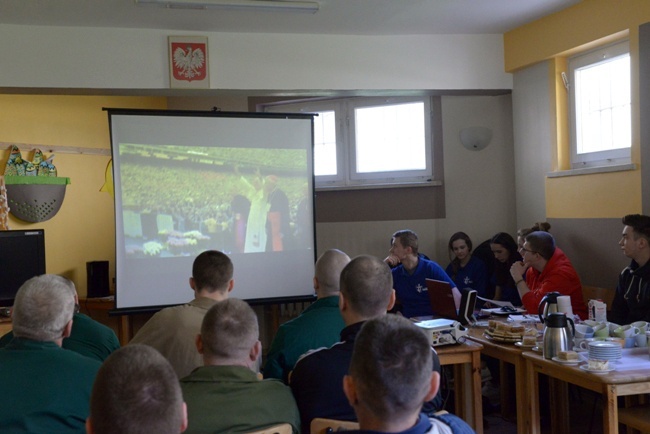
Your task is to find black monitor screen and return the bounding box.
[0,229,46,307]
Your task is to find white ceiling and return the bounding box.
[0,0,581,35]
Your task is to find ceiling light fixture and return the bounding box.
[135,0,319,13]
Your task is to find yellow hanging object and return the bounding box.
[100,159,114,198]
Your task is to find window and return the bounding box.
[568,40,631,168]
[264,97,433,188]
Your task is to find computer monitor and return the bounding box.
[0,229,46,307]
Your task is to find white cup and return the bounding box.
[583,320,601,328]
[625,337,637,348]
[635,332,648,348]
[632,321,648,332]
[608,322,621,333]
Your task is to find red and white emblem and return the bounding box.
[171,42,206,82]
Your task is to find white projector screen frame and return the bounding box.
[107,109,316,312]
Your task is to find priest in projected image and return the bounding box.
[118,144,310,258]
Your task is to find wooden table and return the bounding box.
[436,339,484,434]
[466,323,534,434]
[523,349,650,433]
[79,297,132,345]
[0,318,11,337]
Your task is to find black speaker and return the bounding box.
[87,261,110,298]
[458,289,477,326]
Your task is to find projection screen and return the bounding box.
[108,109,316,311]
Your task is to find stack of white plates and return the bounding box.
[588,341,622,361]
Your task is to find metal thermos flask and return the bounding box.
[542,312,575,359]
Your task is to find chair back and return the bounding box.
[246,423,293,434]
[310,418,359,434]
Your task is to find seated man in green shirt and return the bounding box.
[181,298,301,434]
[264,249,350,382]
[0,274,101,433]
[0,275,120,361]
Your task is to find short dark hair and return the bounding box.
[622,214,650,241]
[391,230,419,254]
[340,255,393,319]
[525,231,556,260]
[90,345,184,434]
[349,315,437,418]
[201,298,258,361]
[192,250,233,293]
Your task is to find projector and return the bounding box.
[414,318,468,347]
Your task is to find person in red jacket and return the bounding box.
[510,231,587,319]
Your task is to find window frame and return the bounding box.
[263,96,434,189]
[568,40,631,168]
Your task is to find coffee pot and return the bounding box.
[538,291,561,323]
[542,312,575,359]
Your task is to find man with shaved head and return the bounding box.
[181,298,300,434]
[264,249,351,382]
[289,255,399,433]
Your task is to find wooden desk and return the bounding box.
[79,297,131,345]
[523,349,650,434]
[436,339,484,434]
[0,318,11,336]
[466,323,535,434]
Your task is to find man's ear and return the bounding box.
[313,276,319,291]
[180,402,188,432]
[423,371,441,402]
[227,279,235,293]
[85,417,93,434]
[189,277,196,291]
[63,319,73,339]
[196,334,204,355]
[343,375,357,406]
[250,340,261,362]
[339,292,347,312]
[386,289,396,311]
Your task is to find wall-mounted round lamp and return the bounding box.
[459,126,492,151]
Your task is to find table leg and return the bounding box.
[471,350,484,434]
[514,356,528,434]
[526,360,541,434]
[603,384,618,434]
[549,378,569,433]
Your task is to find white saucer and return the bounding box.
[579,364,615,374]
[532,346,543,353]
[515,341,535,349]
[552,356,580,365]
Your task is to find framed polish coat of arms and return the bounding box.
[168,36,209,89]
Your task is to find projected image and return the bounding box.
[118,144,311,258]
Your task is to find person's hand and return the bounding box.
[510,261,526,281]
[384,255,400,267]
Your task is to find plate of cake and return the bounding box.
[579,359,615,374]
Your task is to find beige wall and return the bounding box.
[0,95,167,297]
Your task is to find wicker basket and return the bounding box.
[4,177,70,223]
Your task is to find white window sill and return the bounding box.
[316,179,442,191]
[547,163,636,178]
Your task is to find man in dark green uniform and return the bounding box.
[0,274,101,433]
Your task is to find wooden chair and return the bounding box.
[310,418,360,434]
[582,285,616,311]
[246,423,293,434]
[618,404,650,433]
